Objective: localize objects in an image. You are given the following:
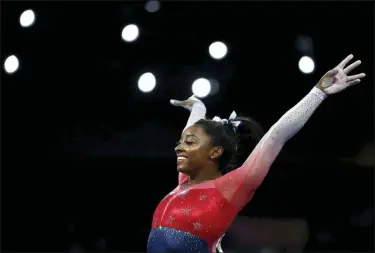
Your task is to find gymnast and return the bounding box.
[147,54,366,253]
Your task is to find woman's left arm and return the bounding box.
[214,54,366,207]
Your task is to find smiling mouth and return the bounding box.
[177,157,187,161]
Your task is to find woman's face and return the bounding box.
[174,125,214,174]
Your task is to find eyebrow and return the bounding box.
[180,133,199,139]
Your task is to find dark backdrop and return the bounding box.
[2,1,374,252]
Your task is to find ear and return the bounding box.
[210,146,224,160]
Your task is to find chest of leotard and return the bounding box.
[150,185,238,248]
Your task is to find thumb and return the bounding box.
[170,99,183,106]
[326,68,339,77]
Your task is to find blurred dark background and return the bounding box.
[2,1,374,252]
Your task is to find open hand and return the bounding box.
[170,95,202,111]
[317,54,366,95]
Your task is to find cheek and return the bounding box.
[190,146,210,161]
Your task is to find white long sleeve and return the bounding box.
[179,100,207,185]
[183,102,207,132]
[214,87,327,206]
[268,86,327,143]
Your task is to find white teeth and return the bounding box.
[177,157,187,161]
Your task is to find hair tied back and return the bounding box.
[212,111,241,130]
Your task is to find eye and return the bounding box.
[176,140,194,146]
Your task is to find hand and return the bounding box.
[317,54,366,95]
[170,95,202,111]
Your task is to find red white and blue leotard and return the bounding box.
[147,88,327,253]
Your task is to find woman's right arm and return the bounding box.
[171,96,207,185]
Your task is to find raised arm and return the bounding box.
[170,96,207,185]
[215,54,365,207]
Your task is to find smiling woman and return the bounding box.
[175,114,263,180]
[176,127,212,174]
[147,55,366,253]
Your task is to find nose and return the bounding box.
[175,143,184,153]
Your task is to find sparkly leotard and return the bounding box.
[148,88,327,253]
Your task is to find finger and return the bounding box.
[170,99,183,106]
[346,73,366,82]
[347,79,361,86]
[337,54,354,68]
[344,60,361,74]
[326,68,339,77]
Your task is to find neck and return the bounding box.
[188,163,222,184]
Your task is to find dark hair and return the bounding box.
[195,115,264,174]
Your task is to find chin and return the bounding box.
[177,166,190,173]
